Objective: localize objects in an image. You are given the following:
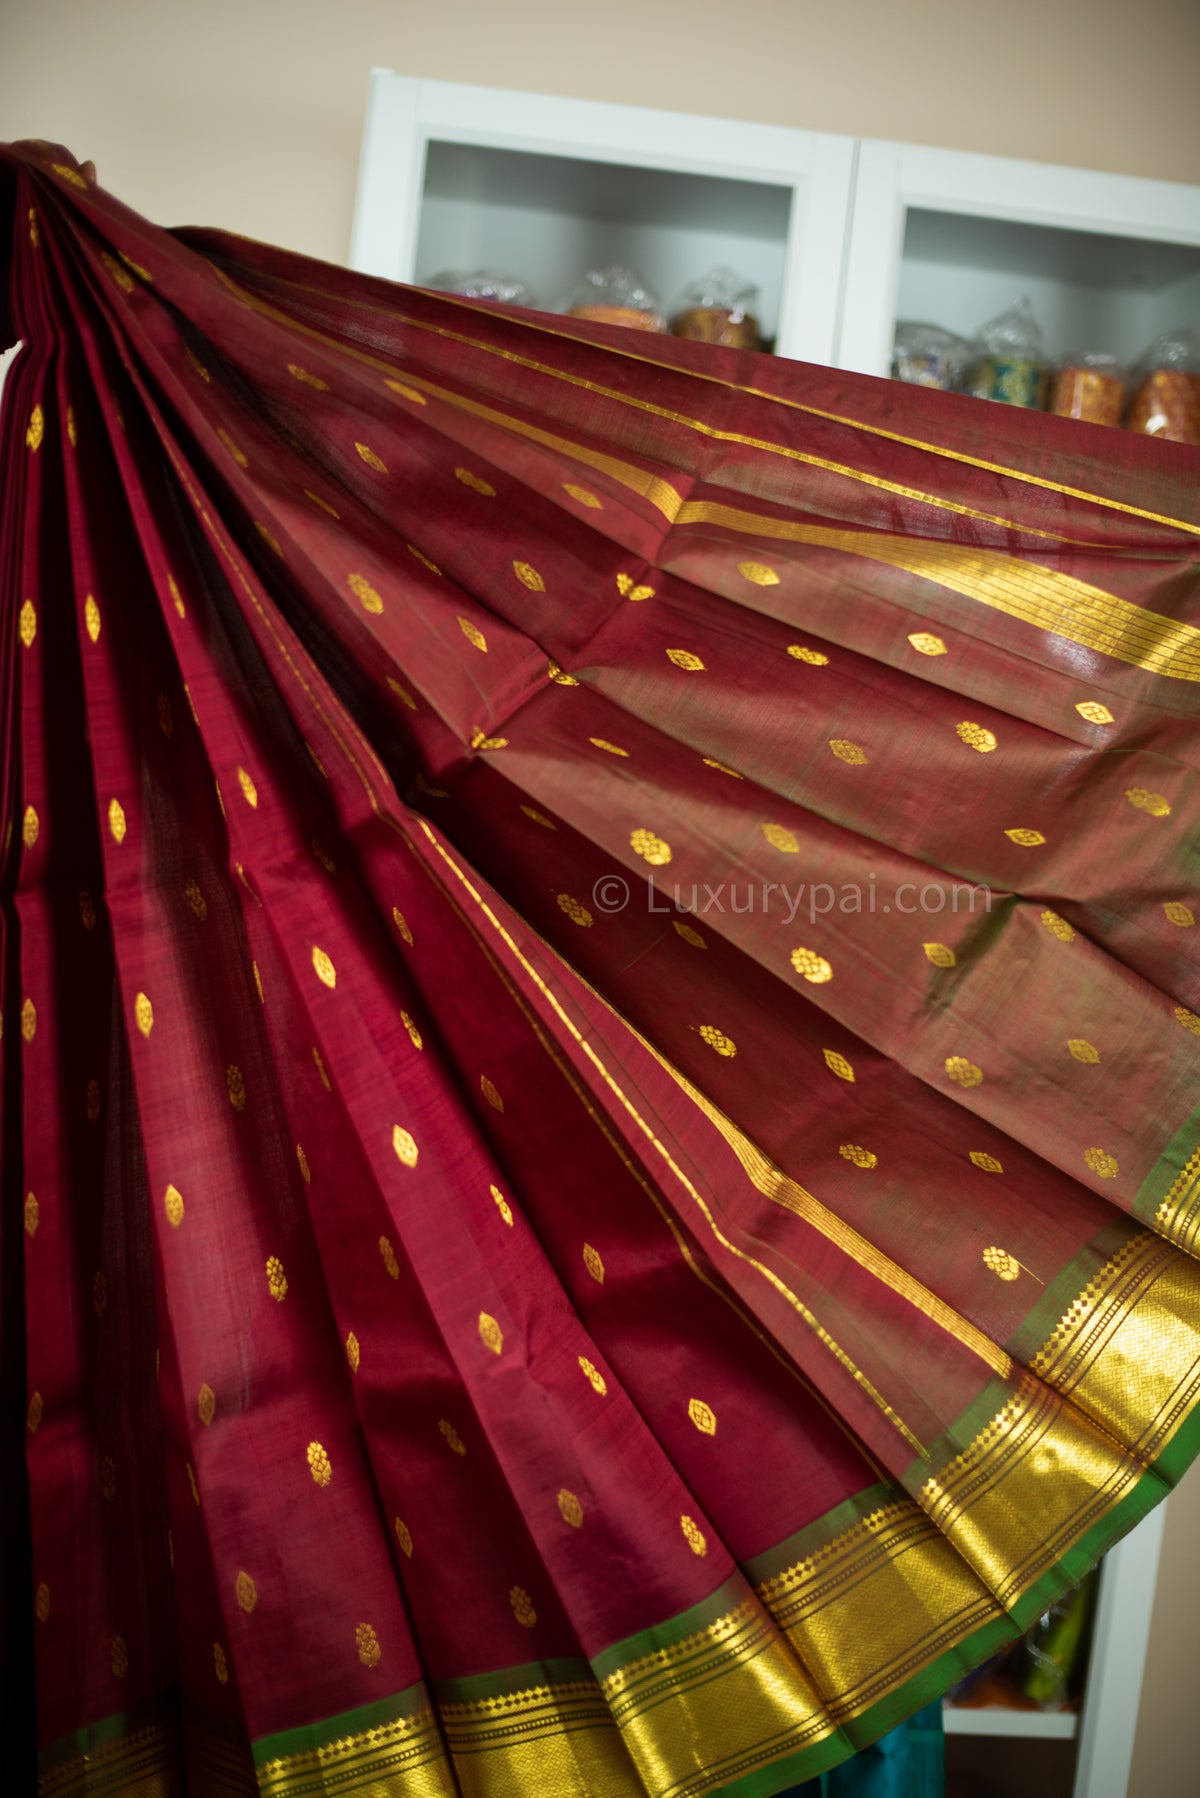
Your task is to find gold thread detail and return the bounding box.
[738,561,778,586]
[1125,788,1171,817]
[579,1357,607,1396]
[791,947,833,984]
[956,721,997,753]
[970,1153,1004,1174]
[631,828,672,866]
[680,1515,708,1555]
[688,1399,717,1435]
[439,1419,466,1456]
[557,893,594,927]
[348,573,384,614]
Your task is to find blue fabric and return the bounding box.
[776,1702,945,1798]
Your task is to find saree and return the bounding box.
[2,139,1199,1798]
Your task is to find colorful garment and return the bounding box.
[785,1703,944,1797]
[2,140,1199,1798]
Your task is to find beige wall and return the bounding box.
[3,0,1200,265]
[5,5,1200,1793]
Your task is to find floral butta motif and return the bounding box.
[5,137,1200,1798]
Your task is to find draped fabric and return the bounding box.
[3,139,1200,1798]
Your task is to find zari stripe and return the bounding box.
[439,1681,642,1798]
[199,268,1200,680]
[372,370,1200,685]
[256,1701,455,1797]
[657,1049,1013,1380]
[416,287,1200,542]
[225,263,1200,543]
[675,499,1200,682]
[417,822,928,1460]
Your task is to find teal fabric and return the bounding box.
[778,1703,944,1798]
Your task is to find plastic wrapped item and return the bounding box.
[1009,1567,1099,1710]
[565,264,665,332]
[429,270,536,307]
[1048,353,1126,426]
[670,266,761,350]
[891,321,973,391]
[1125,328,1200,443]
[968,297,1044,407]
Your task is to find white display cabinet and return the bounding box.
[350,71,856,362]
[945,1505,1167,1798]
[839,141,1200,378]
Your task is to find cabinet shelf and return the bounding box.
[841,141,1200,376]
[415,140,793,338]
[943,1704,1078,1740]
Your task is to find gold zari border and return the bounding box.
[39,1723,177,1798]
[244,1233,1200,1798]
[439,1683,642,1798]
[39,1716,257,1797]
[256,1707,455,1798]
[1153,1140,1200,1253]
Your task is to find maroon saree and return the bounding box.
[3,141,1200,1798]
